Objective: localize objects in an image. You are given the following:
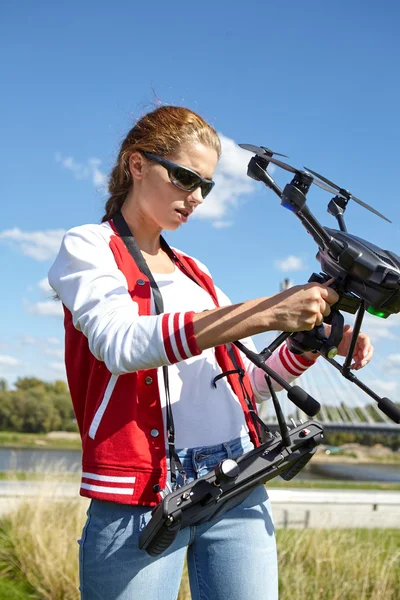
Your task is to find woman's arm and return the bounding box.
[193,282,339,350]
[48,225,202,374]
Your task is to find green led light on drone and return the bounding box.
[366,306,389,318]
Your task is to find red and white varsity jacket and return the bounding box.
[48,220,317,506]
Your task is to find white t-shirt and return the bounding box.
[153,266,249,448]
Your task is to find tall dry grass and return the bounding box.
[0,479,399,599]
[277,529,400,600]
[0,493,87,600]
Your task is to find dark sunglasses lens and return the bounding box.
[172,167,201,191]
[201,182,214,198]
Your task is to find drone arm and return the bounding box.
[259,332,291,361]
[323,355,400,424]
[377,397,400,424]
[327,198,348,232]
[264,374,291,447]
[247,157,283,197]
[297,204,344,257]
[342,301,365,375]
[233,340,321,417]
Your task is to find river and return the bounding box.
[0,448,399,482]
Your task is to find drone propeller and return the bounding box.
[239,144,301,175]
[239,144,288,158]
[304,166,392,224]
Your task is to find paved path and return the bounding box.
[268,488,400,528]
[1,482,399,528]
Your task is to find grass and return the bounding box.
[275,528,400,600]
[0,483,399,600]
[0,577,37,600]
[0,471,80,482]
[178,529,400,600]
[0,496,85,600]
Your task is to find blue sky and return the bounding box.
[1,0,400,409]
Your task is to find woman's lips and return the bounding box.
[175,208,191,221]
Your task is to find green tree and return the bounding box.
[14,377,45,392]
[0,391,14,430]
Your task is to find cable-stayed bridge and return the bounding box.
[258,354,400,436]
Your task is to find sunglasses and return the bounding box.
[142,152,215,198]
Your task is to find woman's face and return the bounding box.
[129,142,219,232]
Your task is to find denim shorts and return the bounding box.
[79,434,278,600]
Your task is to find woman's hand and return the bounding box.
[267,282,340,332]
[336,324,374,370]
[301,323,374,369]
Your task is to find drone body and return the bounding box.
[318,228,400,318]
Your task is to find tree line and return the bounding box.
[0,377,78,434]
[0,377,398,448]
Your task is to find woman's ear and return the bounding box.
[128,152,147,181]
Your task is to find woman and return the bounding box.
[48,106,373,600]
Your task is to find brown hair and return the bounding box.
[101,106,221,222]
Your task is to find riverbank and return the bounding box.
[0,431,81,450]
[1,433,399,463]
[314,443,400,464]
[1,471,399,490]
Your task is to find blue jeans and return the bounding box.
[79,435,278,599]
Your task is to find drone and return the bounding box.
[234,143,400,423]
[139,144,400,556]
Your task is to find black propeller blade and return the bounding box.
[304,167,392,224]
[239,144,288,158]
[239,144,301,175]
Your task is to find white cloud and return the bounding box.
[89,158,108,188]
[364,378,398,395]
[47,338,60,345]
[212,221,234,229]
[193,133,255,222]
[44,348,64,359]
[0,355,22,367]
[0,228,65,261]
[28,300,64,318]
[383,354,400,373]
[38,277,52,294]
[22,336,36,345]
[275,255,307,272]
[346,311,400,342]
[49,362,66,374]
[56,152,108,191]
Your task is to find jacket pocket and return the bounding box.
[89,374,119,440]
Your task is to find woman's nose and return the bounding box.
[188,186,204,205]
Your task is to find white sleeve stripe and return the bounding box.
[156,316,171,365]
[168,313,184,362]
[179,312,191,358]
[284,347,309,373]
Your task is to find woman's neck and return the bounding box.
[121,201,162,256]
